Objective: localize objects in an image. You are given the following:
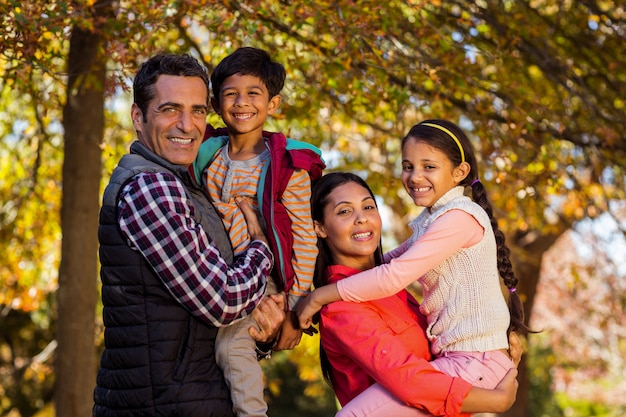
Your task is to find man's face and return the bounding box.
[131,74,208,166]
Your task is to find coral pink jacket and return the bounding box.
[320,265,472,416]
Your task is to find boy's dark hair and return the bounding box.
[133,54,209,120]
[210,47,286,102]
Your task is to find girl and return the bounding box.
[306,172,521,416]
[299,120,532,414]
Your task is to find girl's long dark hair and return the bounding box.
[404,120,534,335]
[310,172,384,388]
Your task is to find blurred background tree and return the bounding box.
[1,0,624,416]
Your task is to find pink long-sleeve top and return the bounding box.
[320,265,472,416]
[338,186,512,355]
[337,209,482,303]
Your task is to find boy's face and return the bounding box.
[211,74,280,139]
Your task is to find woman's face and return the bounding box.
[315,181,382,270]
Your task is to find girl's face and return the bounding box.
[401,138,469,209]
[315,181,382,271]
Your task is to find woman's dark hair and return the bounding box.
[403,119,533,335]
[310,172,384,388]
[133,53,210,121]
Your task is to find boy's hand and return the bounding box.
[273,311,303,351]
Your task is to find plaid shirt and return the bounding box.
[117,171,273,327]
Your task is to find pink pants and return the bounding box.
[336,350,514,417]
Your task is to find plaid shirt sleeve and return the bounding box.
[117,171,273,327]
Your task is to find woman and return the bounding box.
[307,172,520,416]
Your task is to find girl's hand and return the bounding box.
[296,293,322,330]
[297,284,342,329]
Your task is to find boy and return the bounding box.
[192,47,325,417]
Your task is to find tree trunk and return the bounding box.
[56,1,113,416]
[502,228,566,417]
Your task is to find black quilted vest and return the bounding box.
[93,141,235,417]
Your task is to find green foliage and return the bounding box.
[0,40,63,417]
[554,394,619,417]
[529,219,626,416]
[262,335,337,416]
[0,308,55,416]
[527,334,564,417]
[529,331,626,417]
[0,61,63,316]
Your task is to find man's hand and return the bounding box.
[249,294,285,343]
[237,197,268,245]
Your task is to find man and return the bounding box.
[93,54,285,417]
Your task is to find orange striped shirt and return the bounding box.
[203,146,317,307]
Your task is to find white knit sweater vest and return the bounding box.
[408,186,510,355]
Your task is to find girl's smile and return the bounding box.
[401,139,468,209]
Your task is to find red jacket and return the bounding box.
[320,265,472,416]
[193,126,325,304]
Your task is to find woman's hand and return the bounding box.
[492,367,519,412]
[508,331,523,367]
[461,367,519,413]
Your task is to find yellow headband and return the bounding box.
[421,122,465,163]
